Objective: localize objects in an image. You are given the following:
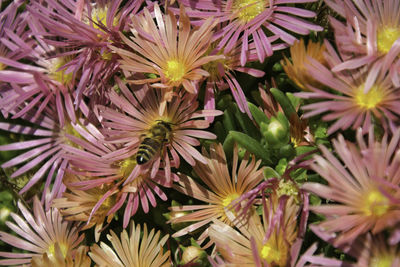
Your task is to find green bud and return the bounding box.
[263,113,290,149]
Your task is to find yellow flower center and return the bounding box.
[222,193,240,207]
[164,59,186,82]
[118,157,137,179]
[370,254,394,267]
[355,85,383,109]
[362,189,390,217]
[232,0,266,23]
[261,244,281,265]
[377,26,400,54]
[47,242,68,259]
[63,122,83,149]
[49,57,73,85]
[277,180,299,200]
[0,62,5,71]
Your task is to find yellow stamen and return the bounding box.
[370,254,394,267]
[47,242,68,259]
[63,123,83,149]
[362,189,390,217]
[277,179,299,201]
[377,27,400,54]
[164,59,186,82]
[260,244,281,264]
[222,193,239,207]
[355,85,383,109]
[49,57,73,85]
[232,0,266,23]
[118,157,137,179]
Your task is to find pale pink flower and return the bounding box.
[110,3,223,104]
[0,196,84,266]
[303,128,400,246]
[296,40,400,135]
[89,222,170,267]
[326,0,400,86]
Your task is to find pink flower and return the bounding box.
[111,3,222,104]
[98,79,222,184]
[326,0,400,86]
[303,128,400,246]
[177,0,322,66]
[296,40,400,135]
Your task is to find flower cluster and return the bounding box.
[0,0,399,266]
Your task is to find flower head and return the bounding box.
[0,196,84,266]
[178,0,322,66]
[326,0,400,85]
[303,128,400,246]
[28,0,144,104]
[98,79,221,183]
[169,143,264,244]
[296,40,400,135]
[89,222,170,267]
[52,173,119,242]
[208,193,302,266]
[31,245,91,267]
[111,4,223,102]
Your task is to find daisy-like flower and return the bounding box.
[52,173,119,242]
[98,79,222,184]
[168,143,264,245]
[208,193,304,266]
[296,40,400,135]
[303,128,400,246]
[111,4,223,105]
[282,39,327,92]
[62,120,179,229]
[308,228,400,266]
[89,222,170,267]
[0,196,84,266]
[326,0,400,85]
[31,245,91,267]
[28,0,144,105]
[177,0,322,66]
[0,102,110,207]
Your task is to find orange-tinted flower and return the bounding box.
[282,39,327,92]
[169,143,264,245]
[111,4,223,103]
[89,222,170,267]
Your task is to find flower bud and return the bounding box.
[181,246,207,265]
[262,112,290,149]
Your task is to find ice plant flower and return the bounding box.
[52,173,119,242]
[308,227,400,266]
[89,222,170,267]
[111,4,223,104]
[169,143,264,246]
[303,128,400,246]
[31,245,91,267]
[208,193,303,266]
[282,39,327,91]
[0,103,110,207]
[27,0,144,105]
[178,0,322,66]
[326,0,400,85]
[296,40,400,135]
[98,79,221,184]
[0,196,84,266]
